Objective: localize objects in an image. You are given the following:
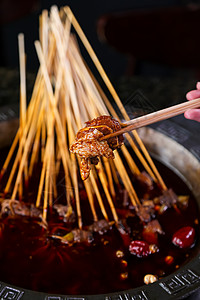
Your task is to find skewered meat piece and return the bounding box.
[153,188,178,214]
[57,229,94,245]
[83,115,124,148]
[136,172,153,189]
[70,116,124,180]
[88,219,112,234]
[144,219,164,235]
[137,200,155,222]
[70,129,114,180]
[0,199,41,218]
[53,204,76,223]
[158,189,178,207]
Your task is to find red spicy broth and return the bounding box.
[0,147,199,295]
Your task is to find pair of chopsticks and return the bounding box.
[100,98,200,141]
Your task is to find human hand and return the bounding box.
[184,82,200,122]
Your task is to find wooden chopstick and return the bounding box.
[100,98,200,141]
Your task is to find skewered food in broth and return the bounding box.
[0,5,199,297]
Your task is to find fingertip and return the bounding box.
[196,82,200,90]
[186,89,200,100]
[184,109,200,122]
[184,110,191,119]
[186,92,193,101]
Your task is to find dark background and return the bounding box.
[1,0,200,79]
[1,0,200,109]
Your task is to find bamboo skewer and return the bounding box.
[65,93,106,222]
[86,68,141,176]
[64,6,167,189]
[11,113,41,200]
[65,70,116,222]
[52,16,89,227]
[65,87,98,223]
[75,33,158,182]
[28,109,43,176]
[3,85,40,194]
[68,72,137,218]
[114,152,140,208]
[50,29,83,228]
[18,33,27,198]
[102,157,115,198]
[134,132,167,190]
[0,131,19,180]
[4,93,41,196]
[67,38,142,207]
[100,98,200,141]
[83,179,98,222]
[61,37,120,220]
[90,170,109,221]
[34,40,74,211]
[40,9,49,57]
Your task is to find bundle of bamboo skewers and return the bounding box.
[0,6,168,229]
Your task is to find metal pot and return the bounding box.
[0,111,199,300]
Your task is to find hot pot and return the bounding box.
[0,108,199,300]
